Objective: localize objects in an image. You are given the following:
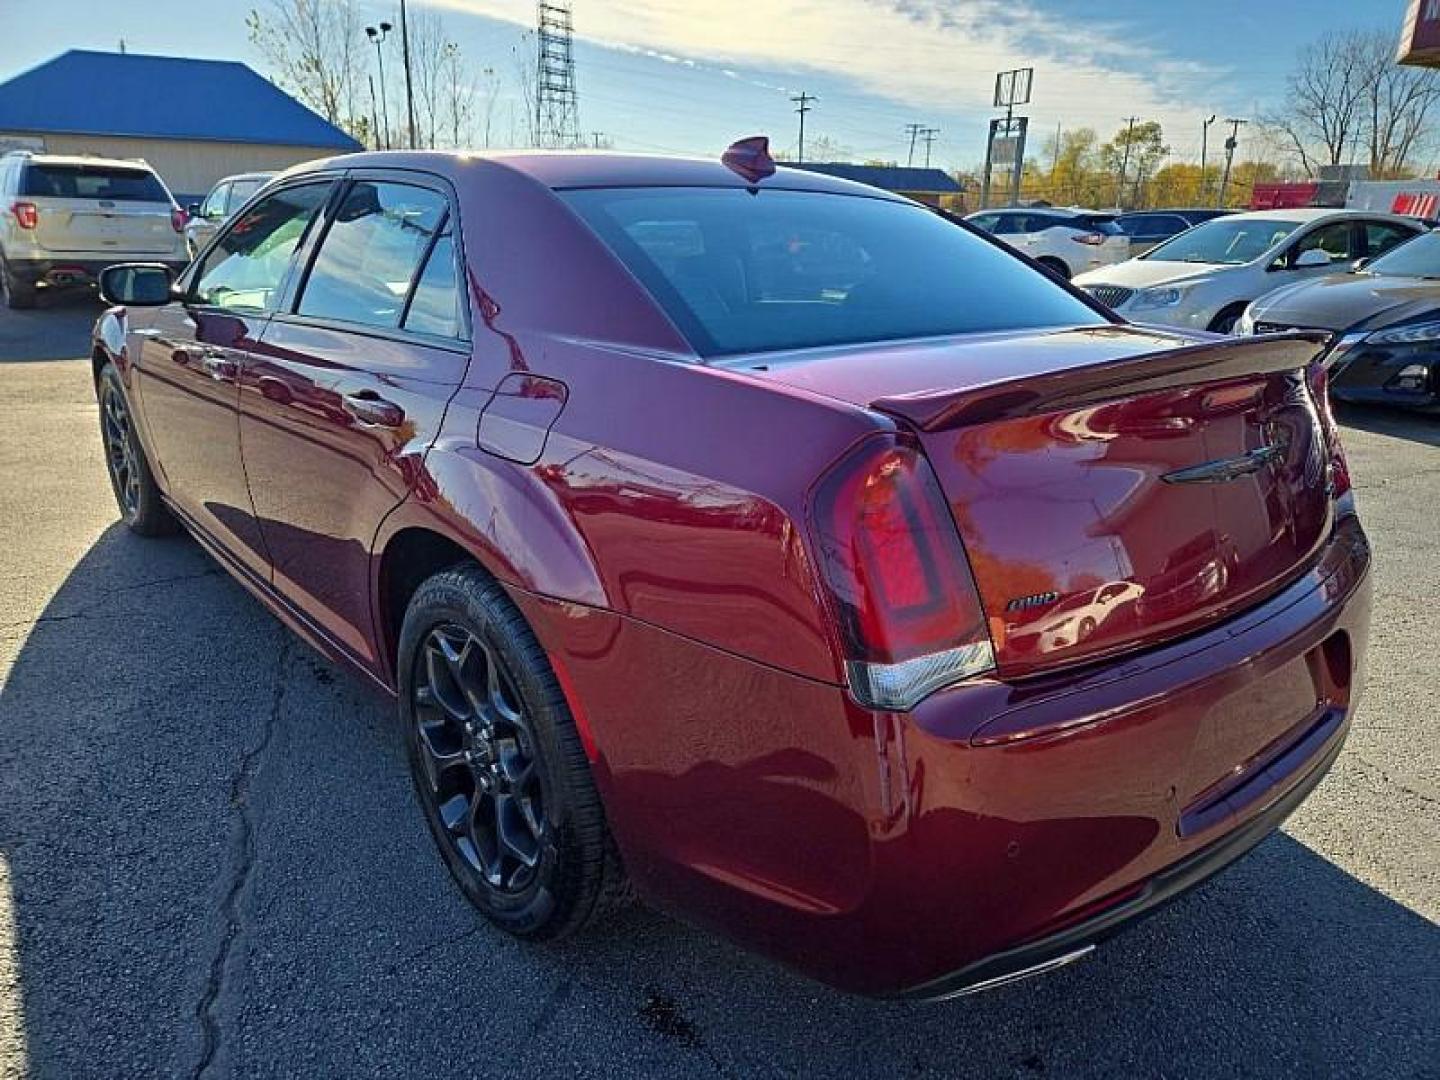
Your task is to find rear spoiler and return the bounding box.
[869,331,1332,432]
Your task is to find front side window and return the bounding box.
[228,178,265,211]
[296,181,448,330]
[1143,217,1302,265]
[1286,221,1354,266]
[193,182,330,312]
[1366,229,1440,278]
[563,186,1106,358]
[200,183,230,219]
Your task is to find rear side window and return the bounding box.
[1074,214,1123,235]
[21,163,169,202]
[402,225,463,338]
[228,178,265,210]
[563,187,1106,357]
[297,181,447,330]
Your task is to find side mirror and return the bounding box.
[1352,257,1371,272]
[186,202,201,218]
[98,263,174,307]
[1293,249,1334,269]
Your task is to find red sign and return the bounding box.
[1398,0,1440,66]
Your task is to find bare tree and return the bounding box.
[247,0,365,135]
[1359,32,1440,177]
[1268,28,1440,178]
[406,9,447,150]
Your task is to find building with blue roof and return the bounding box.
[788,162,964,208]
[0,50,362,202]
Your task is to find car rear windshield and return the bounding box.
[20,163,169,203]
[562,187,1106,357]
[1142,216,1301,265]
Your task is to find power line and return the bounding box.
[791,91,817,162]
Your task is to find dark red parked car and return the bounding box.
[91,144,1370,999]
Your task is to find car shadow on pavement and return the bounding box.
[2,526,1436,1079]
[1335,402,1440,448]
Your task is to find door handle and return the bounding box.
[342,391,405,427]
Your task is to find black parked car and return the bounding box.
[1114,208,1233,255]
[1238,228,1440,412]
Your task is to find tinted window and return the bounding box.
[967,214,1000,233]
[1118,214,1185,235]
[21,163,169,202]
[402,226,463,338]
[1363,222,1418,259]
[194,183,330,312]
[297,181,447,330]
[1074,214,1123,235]
[988,213,1028,236]
[1366,229,1440,278]
[1143,217,1302,265]
[563,187,1106,357]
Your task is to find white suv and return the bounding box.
[0,152,189,308]
[965,207,1130,279]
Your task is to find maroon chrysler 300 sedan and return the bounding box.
[90,142,1370,999]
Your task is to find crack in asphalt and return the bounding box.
[191,636,289,1080]
[1351,753,1438,808]
[0,568,219,633]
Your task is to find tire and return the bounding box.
[1,255,37,309]
[398,564,628,940]
[97,363,178,536]
[1208,304,1247,334]
[1037,257,1071,280]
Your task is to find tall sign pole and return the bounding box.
[982,68,1032,208]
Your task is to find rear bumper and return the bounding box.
[6,256,188,288]
[517,513,1372,998]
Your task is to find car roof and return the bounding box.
[6,151,158,172]
[278,149,911,201]
[215,171,275,184]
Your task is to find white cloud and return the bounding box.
[425,0,1234,155]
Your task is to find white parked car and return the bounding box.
[1073,208,1424,333]
[0,151,189,308]
[964,207,1130,280]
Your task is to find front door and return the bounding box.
[132,181,333,577]
[239,173,470,671]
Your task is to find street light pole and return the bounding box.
[365,22,393,150]
[1200,114,1216,205]
[400,0,418,149]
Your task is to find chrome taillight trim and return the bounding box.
[845,640,995,711]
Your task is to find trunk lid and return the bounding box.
[747,326,1335,676]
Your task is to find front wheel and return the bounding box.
[1037,256,1071,280]
[97,364,177,536]
[398,565,628,940]
[1208,304,1248,335]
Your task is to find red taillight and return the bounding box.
[810,436,994,709]
[1071,232,1105,246]
[170,207,187,233]
[1308,363,1351,499]
[11,202,37,230]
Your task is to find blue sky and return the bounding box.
[1,0,1410,169]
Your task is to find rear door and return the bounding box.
[20,161,177,254]
[239,171,471,671]
[133,179,333,578]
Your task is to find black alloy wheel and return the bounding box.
[412,623,547,893]
[97,365,176,536]
[398,566,629,940]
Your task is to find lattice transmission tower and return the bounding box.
[536,1,581,148]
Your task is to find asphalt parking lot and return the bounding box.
[0,296,1436,1079]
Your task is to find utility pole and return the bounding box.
[1199,114,1217,205]
[1218,117,1247,208]
[791,92,817,162]
[1115,116,1138,209]
[365,21,394,149]
[904,122,925,167]
[920,127,939,168]
[399,0,417,149]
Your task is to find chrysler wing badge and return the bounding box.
[1161,442,1288,485]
